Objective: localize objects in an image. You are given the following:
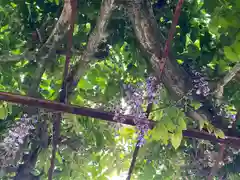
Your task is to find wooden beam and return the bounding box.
[1,91,240,147]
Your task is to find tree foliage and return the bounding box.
[0,0,240,179]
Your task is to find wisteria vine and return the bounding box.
[0,114,35,168]
[109,76,161,146]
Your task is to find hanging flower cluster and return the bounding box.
[191,69,210,97]
[146,76,162,104]
[111,76,161,147]
[0,114,35,167]
[216,104,237,128]
[187,66,237,129]
[186,143,240,178]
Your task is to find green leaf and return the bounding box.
[224,46,238,61]
[0,106,7,119]
[151,123,168,144]
[237,0,240,8]
[85,23,91,33]
[94,130,104,148]
[165,107,178,119]
[10,2,17,8]
[203,0,219,13]
[218,17,229,29]
[73,25,79,35]
[236,32,240,41]
[187,44,200,59]
[141,164,155,180]
[55,0,59,5]
[214,128,225,139]
[55,151,63,164]
[176,59,184,64]
[199,119,205,130]
[70,94,84,105]
[104,81,120,101]
[171,131,182,149]
[103,130,115,144]
[194,39,200,49]
[7,103,13,114]
[0,24,8,32]
[206,124,214,133]
[178,118,187,130]
[96,77,107,89]
[164,117,176,132]
[78,79,94,90]
[119,127,135,138]
[191,101,201,110]
[232,42,240,56]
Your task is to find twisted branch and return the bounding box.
[218,63,240,88]
[123,0,234,136]
[12,1,77,179]
[66,0,116,95]
[47,0,77,179]
[214,63,240,100]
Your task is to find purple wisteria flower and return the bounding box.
[0,115,35,167]
[137,131,146,147]
[146,76,162,104]
[191,70,210,97]
[111,75,161,146]
[231,114,236,121]
[136,123,150,147]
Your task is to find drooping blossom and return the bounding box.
[191,69,210,97]
[110,76,161,146]
[146,76,162,104]
[0,114,35,167]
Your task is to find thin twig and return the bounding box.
[214,63,240,98]
[126,103,153,180]
[151,103,173,112]
[126,139,141,180]
[0,51,33,62]
[159,0,185,76]
[219,63,240,87]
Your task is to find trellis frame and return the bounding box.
[0,0,239,179]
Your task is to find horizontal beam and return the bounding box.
[0,91,152,127]
[1,91,240,147]
[183,129,240,147]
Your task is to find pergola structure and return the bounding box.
[0,0,240,179]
